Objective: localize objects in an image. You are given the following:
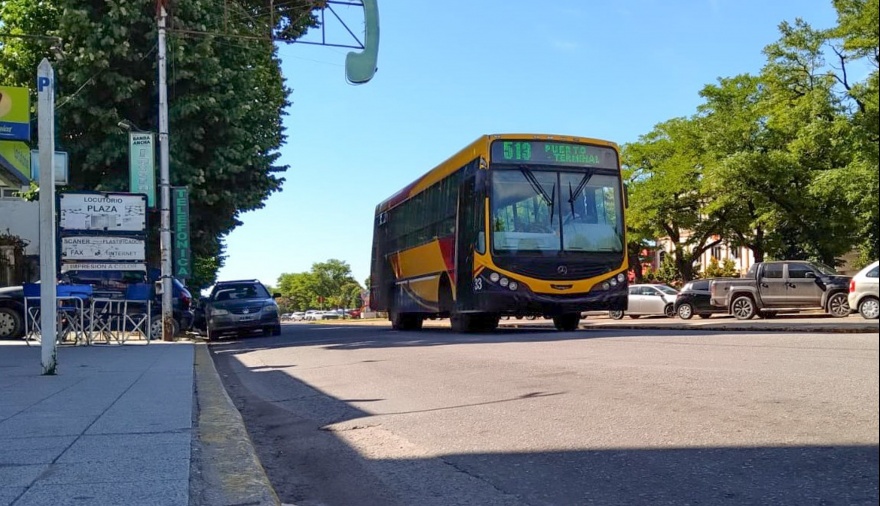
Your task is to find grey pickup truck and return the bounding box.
[709,260,852,320]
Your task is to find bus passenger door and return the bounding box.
[455,160,482,310]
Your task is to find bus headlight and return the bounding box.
[602,282,611,290]
[489,272,500,282]
[617,273,626,283]
[609,278,618,286]
[508,281,518,291]
[499,278,509,287]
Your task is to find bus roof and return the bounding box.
[374,133,619,215]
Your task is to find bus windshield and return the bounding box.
[491,168,624,254]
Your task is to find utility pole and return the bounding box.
[158,0,173,341]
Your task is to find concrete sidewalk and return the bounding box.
[0,341,277,506]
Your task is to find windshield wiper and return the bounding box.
[519,165,556,220]
[567,171,594,205]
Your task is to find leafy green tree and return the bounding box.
[704,257,740,278]
[276,271,317,311]
[623,117,724,282]
[653,254,681,287]
[276,259,364,311]
[311,259,357,308]
[0,0,319,290]
[828,0,879,264]
[757,17,860,265]
[697,74,775,263]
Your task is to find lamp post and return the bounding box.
[157,1,173,341]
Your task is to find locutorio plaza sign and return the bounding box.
[59,192,147,232]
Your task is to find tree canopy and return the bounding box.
[0,0,320,290]
[276,259,364,312]
[623,0,878,280]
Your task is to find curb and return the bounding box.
[573,323,878,333]
[191,342,281,506]
[306,318,877,334]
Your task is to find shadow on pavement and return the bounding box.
[209,333,879,506]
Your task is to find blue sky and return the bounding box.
[216,0,840,288]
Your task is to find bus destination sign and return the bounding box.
[490,140,618,169]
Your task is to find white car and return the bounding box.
[303,309,321,321]
[609,283,679,319]
[290,312,305,321]
[848,260,879,319]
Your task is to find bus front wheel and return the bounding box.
[553,313,580,331]
[451,313,498,333]
[450,313,472,333]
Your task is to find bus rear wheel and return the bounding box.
[553,313,580,331]
[390,311,423,331]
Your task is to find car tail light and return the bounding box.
[180,293,192,309]
[849,279,856,293]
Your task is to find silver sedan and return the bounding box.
[609,283,679,319]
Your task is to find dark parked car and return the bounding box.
[674,278,736,319]
[202,279,281,340]
[0,271,194,340]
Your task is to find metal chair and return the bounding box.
[22,283,42,346]
[22,283,93,346]
[88,297,122,344]
[121,283,153,344]
[56,284,93,345]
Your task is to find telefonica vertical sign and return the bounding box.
[172,186,191,279]
[0,86,31,141]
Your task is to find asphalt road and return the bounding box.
[210,321,879,506]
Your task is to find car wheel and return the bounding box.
[272,324,282,336]
[0,307,24,339]
[609,310,624,320]
[664,304,675,318]
[697,314,712,319]
[149,315,179,340]
[826,292,850,318]
[677,303,694,320]
[731,296,756,320]
[858,296,879,320]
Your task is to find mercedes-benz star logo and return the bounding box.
[557,265,568,275]
[242,309,249,314]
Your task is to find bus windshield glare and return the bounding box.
[490,167,624,254]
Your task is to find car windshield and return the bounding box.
[212,283,269,301]
[490,168,624,254]
[656,285,679,295]
[810,262,839,276]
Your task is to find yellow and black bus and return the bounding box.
[370,134,628,332]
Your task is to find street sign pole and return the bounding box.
[37,59,57,374]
